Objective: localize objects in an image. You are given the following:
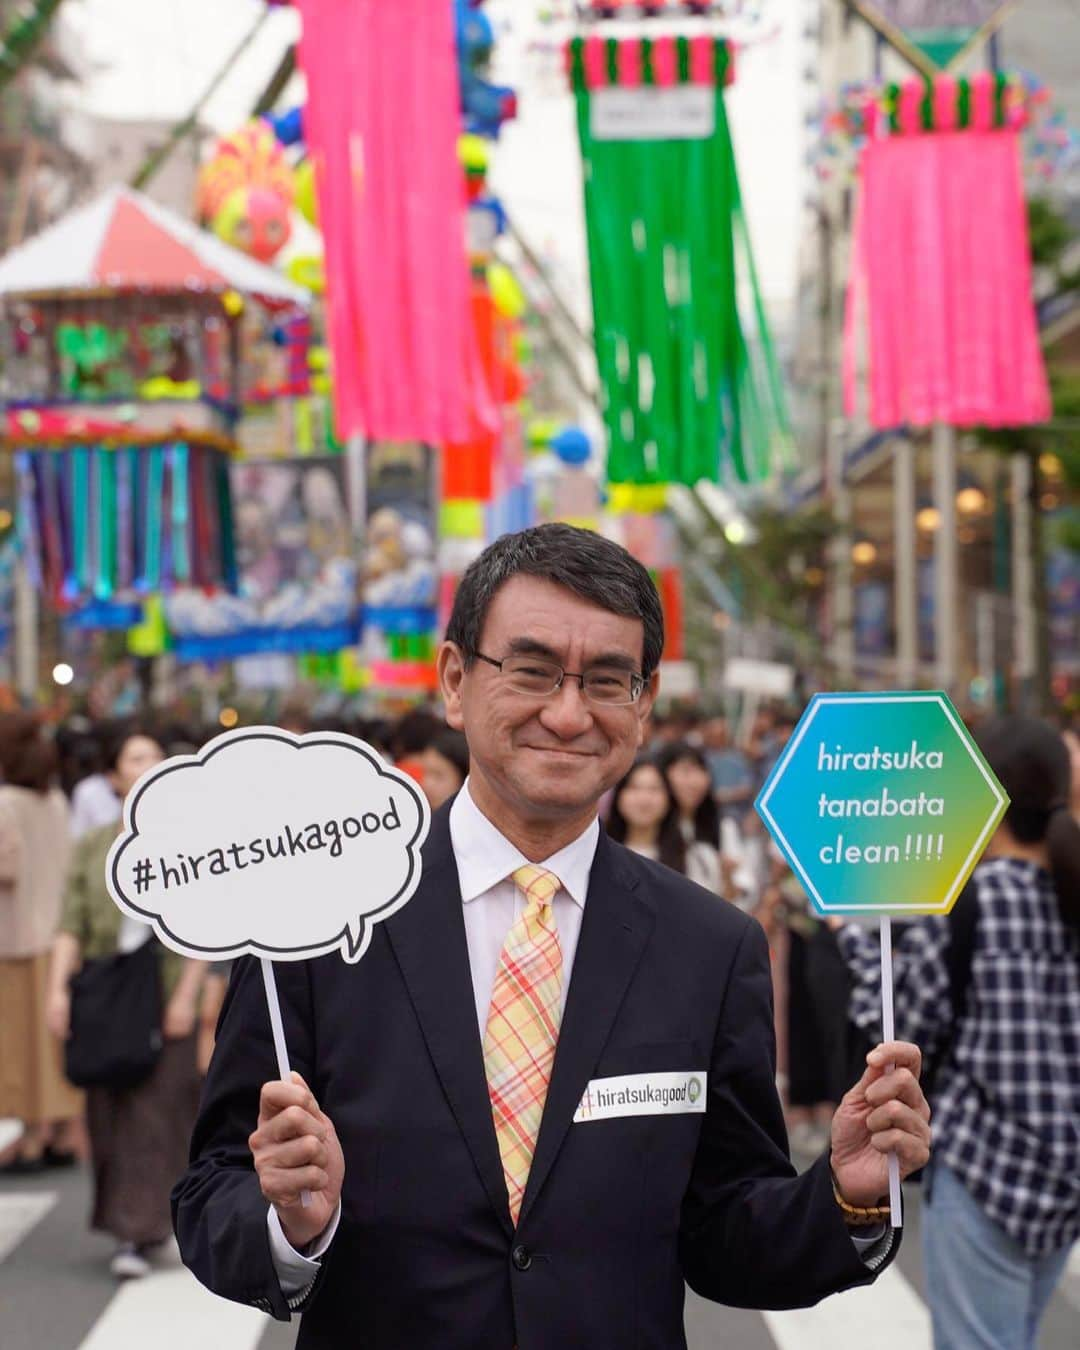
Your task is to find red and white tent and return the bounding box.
[0,184,307,307]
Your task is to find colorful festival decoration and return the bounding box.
[0,187,313,648]
[568,34,791,490]
[360,442,439,691]
[7,430,238,606]
[165,456,357,660]
[843,74,1051,429]
[196,121,296,264]
[806,71,1075,191]
[295,0,493,445]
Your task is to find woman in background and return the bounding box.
[838,717,1080,1350]
[419,728,469,812]
[606,756,720,893]
[47,729,206,1280]
[0,713,81,1172]
[658,740,721,849]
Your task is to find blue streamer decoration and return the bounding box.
[142,446,165,592]
[170,442,191,583]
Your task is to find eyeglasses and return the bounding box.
[473,651,646,706]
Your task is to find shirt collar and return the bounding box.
[449,777,599,909]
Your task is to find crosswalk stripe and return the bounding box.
[0,1191,57,1265]
[76,1267,269,1350]
[1061,1243,1080,1311]
[0,1118,25,1155]
[762,1264,932,1350]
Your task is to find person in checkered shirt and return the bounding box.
[837,717,1080,1350]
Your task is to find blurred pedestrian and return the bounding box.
[0,713,82,1172]
[47,728,206,1280]
[658,740,722,848]
[838,717,1080,1350]
[69,721,123,840]
[606,755,721,892]
[390,708,443,784]
[701,716,753,821]
[419,728,469,812]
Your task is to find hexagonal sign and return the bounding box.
[756,692,1009,915]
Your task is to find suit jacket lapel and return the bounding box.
[384,804,514,1238]
[518,832,656,1226]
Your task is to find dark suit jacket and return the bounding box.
[173,802,896,1348]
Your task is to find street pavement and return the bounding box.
[1,1136,1077,1349]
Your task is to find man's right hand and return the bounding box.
[249,1072,345,1251]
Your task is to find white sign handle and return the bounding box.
[878,917,902,1228]
[260,957,312,1209]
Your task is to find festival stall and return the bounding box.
[0,184,309,686]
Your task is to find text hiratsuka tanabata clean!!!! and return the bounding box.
[137,798,402,892]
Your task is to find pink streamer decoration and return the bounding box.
[618,36,642,88]
[844,131,1051,429]
[898,80,923,135]
[583,34,606,90]
[935,78,958,132]
[689,35,713,86]
[653,35,676,87]
[295,0,492,444]
[971,72,994,132]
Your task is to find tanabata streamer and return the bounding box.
[14,441,238,606]
[296,0,493,444]
[568,35,791,489]
[843,74,1051,429]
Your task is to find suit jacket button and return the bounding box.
[512,1244,532,1271]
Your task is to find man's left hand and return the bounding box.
[829,1041,931,1207]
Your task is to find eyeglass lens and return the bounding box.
[501,656,639,704]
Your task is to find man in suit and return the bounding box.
[174,524,931,1348]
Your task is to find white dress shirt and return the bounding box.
[268,780,599,1298]
[267,780,887,1298]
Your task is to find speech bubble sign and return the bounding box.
[106,727,431,964]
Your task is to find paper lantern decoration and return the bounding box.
[197,121,296,263]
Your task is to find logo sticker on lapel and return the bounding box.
[573,1071,707,1123]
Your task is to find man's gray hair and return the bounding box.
[445,523,665,677]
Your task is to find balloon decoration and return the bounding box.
[843,73,1051,429]
[196,121,296,264]
[568,34,792,491]
[456,0,517,138]
[293,158,319,226]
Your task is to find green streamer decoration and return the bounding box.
[569,35,792,489]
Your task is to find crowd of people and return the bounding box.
[0,695,1077,1345]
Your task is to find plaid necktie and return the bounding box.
[483,864,564,1225]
